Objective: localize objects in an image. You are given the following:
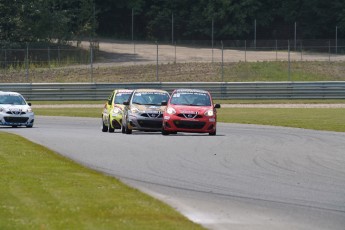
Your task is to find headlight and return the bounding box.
[0,107,4,112]
[166,107,176,115]
[26,108,32,113]
[130,107,140,113]
[204,109,214,117]
[112,107,122,114]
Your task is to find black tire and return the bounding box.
[26,125,33,128]
[125,125,132,134]
[209,130,216,136]
[162,128,170,136]
[102,117,108,132]
[123,119,132,134]
[108,116,115,133]
[121,124,126,133]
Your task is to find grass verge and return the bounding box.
[0,132,203,230]
[218,108,345,132]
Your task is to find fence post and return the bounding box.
[174,42,176,64]
[245,40,247,62]
[48,46,51,69]
[25,43,29,82]
[288,40,291,81]
[300,40,303,61]
[4,48,7,73]
[58,46,61,66]
[90,43,94,83]
[336,26,338,54]
[276,40,278,61]
[156,41,159,81]
[221,40,224,82]
[328,40,331,62]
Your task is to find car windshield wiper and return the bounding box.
[132,102,142,105]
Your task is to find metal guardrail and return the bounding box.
[0,82,345,100]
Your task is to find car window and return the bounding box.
[114,92,132,104]
[132,92,169,105]
[0,95,26,105]
[170,92,211,106]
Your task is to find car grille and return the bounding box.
[137,120,162,128]
[6,111,26,115]
[141,113,163,118]
[173,120,206,129]
[4,117,29,123]
[177,113,202,119]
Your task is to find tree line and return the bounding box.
[1,0,344,44]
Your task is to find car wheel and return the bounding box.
[102,117,108,132]
[162,128,170,136]
[26,125,33,128]
[209,130,216,136]
[121,124,126,133]
[108,116,114,133]
[125,124,132,134]
[12,125,18,128]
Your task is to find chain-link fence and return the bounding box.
[1,39,345,83]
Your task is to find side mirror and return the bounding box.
[214,104,221,109]
[123,101,130,106]
[108,100,112,105]
[28,102,32,106]
[161,101,168,106]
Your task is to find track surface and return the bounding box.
[4,116,345,230]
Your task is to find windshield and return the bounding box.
[0,95,26,105]
[170,92,211,106]
[132,92,169,105]
[114,92,131,104]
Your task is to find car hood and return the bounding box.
[0,104,31,111]
[114,104,126,110]
[132,104,166,112]
[170,105,213,114]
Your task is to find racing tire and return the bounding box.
[124,121,132,134]
[102,118,108,132]
[162,128,170,136]
[108,117,115,133]
[26,125,33,128]
[121,125,126,134]
[209,130,216,136]
[12,125,18,128]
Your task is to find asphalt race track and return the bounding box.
[4,116,345,230]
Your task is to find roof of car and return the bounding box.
[0,91,21,96]
[174,89,209,94]
[114,89,133,93]
[134,89,169,94]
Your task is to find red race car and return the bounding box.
[162,89,220,135]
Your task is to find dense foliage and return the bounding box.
[1,0,344,43]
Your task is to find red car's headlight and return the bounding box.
[204,109,214,117]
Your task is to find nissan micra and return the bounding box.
[162,89,220,135]
[122,89,170,134]
[0,91,34,128]
[102,89,133,132]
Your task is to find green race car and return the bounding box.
[102,89,133,132]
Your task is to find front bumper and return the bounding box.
[163,114,216,133]
[0,113,35,127]
[128,113,163,131]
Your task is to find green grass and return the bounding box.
[218,108,345,132]
[2,61,345,83]
[0,132,204,230]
